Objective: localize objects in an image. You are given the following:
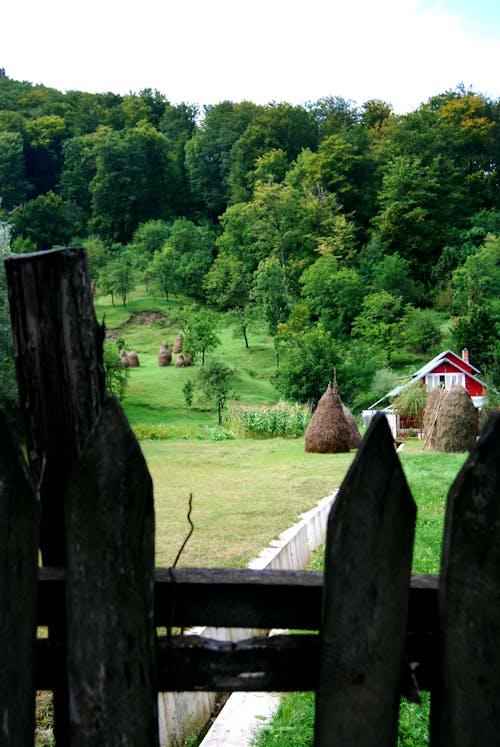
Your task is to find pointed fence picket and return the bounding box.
[0,248,499,746]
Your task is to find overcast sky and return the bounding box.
[3,0,499,114]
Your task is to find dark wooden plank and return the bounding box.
[38,567,438,633]
[0,409,39,747]
[5,247,104,565]
[36,623,438,695]
[315,413,417,747]
[65,397,158,746]
[430,412,500,746]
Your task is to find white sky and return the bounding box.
[2,0,499,114]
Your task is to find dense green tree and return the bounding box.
[371,251,422,304]
[60,133,98,226]
[164,218,215,300]
[276,325,338,406]
[128,219,172,272]
[145,245,178,300]
[400,306,442,354]
[9,190,82,250]
[451,303,499,373]
[299,254,364,335]
[351,291,405,364]
[184,101,261,217]
[306,96,359,137]
[372,154,457,285]
[228,102,318,203]
[24,114,69,195]
[450,234,500,312]
[159,102,198,214]
[89,124,174,243]
[0,131,28,208]
[203,252,252,311]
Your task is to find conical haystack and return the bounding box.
[175,353,191,368]
[173,333,184,354]
[119,349,130,368]
[423,386,446,450]
[305,381,351,454]
[158,341,172,366]
[342,404,362,449]
[127,350,140,367]
[434,384,477,453]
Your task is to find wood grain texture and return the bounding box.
[65,397,158,746]
[5,248,104,565]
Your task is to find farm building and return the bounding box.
[363,349,490,437]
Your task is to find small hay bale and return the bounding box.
[127,350,140,368]
[173,333,183,354]
[343,404,362,449]
[175,353,191,368]
[434,384,477,453]
[119,349,130,368]
[158,348,172,366]
[423,387,446,450]
[305,382,351,454]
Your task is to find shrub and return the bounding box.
[103,341,129,400]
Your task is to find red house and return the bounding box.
[364,349,490,436]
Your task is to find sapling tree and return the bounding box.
[197,359,234,425]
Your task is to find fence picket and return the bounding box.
[0,410,38,747]
[4,248,104,566]
[315,413,416,746]
[65,397,158,746]
[430,412,500,746]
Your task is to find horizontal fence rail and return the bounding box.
[35,569,438,695]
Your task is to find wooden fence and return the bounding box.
[1,247,499,746]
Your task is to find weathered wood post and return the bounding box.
[5,248,104,743]
[5,248,158,745]
[315,413,416,746]
[430,412,500,746]
[0,410,38,747]
[5,248,105,565]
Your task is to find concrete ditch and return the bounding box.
[158,490,338,746]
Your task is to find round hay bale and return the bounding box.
[342,404,362,449]
[175,353,191,368]
[127,350,140,368]
[119,349,130,368]
[434,384,477,453]
[423,387,446,450]
[173,333,184,354]
[158,348,172,366]
[305,382,351,454]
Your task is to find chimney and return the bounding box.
[462,348,469,363]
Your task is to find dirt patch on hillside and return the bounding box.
[123,311,167,326]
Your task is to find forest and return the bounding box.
[0,69,499,416]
